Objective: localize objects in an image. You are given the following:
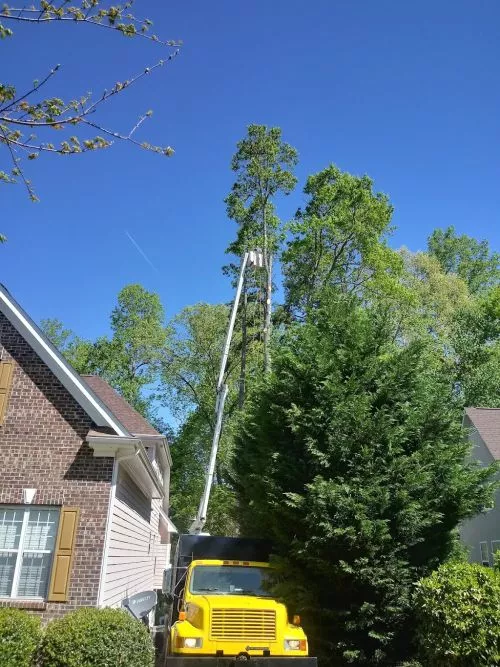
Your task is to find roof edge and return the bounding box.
[0,285,130,437]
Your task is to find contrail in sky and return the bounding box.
[125,230,159,274]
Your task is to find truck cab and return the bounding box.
[166,535,315,666]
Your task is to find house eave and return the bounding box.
[87,435,164,499]
[134,433,172,468]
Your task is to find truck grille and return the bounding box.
[210,608,276,641]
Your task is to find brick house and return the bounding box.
[0,284,175,622]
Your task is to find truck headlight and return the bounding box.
[284,639,306,651]
[177,637,203,649]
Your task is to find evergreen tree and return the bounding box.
[233,294,495,664]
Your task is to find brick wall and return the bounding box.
[0,312,114,621]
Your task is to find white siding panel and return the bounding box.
[154,542,169,589]
[102,467,163,608]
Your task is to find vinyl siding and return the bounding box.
[460,420,500,566]
[102,468,170,608]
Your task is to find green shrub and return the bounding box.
[39,607,154,667]
[414,561,500,665]
[0,607,41,667]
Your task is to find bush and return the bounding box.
[414,561,500,665]
[0,607,41,667]
[39,607,154,667]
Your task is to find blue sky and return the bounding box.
[1,0,499,339]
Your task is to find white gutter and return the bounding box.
[87,435,164,498]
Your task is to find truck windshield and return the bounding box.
[190,566,272,597]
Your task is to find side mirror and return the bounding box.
[164,592,174,605]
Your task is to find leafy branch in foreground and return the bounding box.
[0,0,181,209]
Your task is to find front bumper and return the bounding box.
[166,658,317,667]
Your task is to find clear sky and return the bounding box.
[1,0,499,338]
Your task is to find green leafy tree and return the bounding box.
[160,303,241,534]
[428,226,500,294]
[396,249,471,341]
[233,294,495,664]
[169,411,238,535]
[451,285,500,407]
[282,165,404,318]
[225,124,298,375]
[161,303,232,423]
[43,284,169,417]
[0,1,179,237]
[395,247,499,407]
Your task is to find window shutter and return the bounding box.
[47,507,79,602]
[0,361,14,425]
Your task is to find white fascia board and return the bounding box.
[88,434,164,499]
[137,434,172,469]
[159,508,178,534]
[87,435,138,457]
[0,285,129,437]
[137,445,165,498]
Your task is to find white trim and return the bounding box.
[0,505,59,599]
[136,434,172,468]
[97,460,118,607]
[491,541,500,556]
[87,435,138,457]
[159,509,178,534]
[87,435,164,499]
[10,510,29,598]
[480,541,489,565]
[0,285,129,436]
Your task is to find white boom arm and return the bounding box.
[189,250,262,535]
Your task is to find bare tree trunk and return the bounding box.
[238,270,248,408]
[263,253,273,373]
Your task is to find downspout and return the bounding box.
[96,447,141,607]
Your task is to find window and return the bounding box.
[0,507,59,599]
[480,541,489,566]
[491,541,500,561]
[190,565,273,597]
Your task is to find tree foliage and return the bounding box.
[450,285,500,407]
[160,302,242,534]
[282,165,404,318]
[428,226,500,294]
[414,561,500,665]
[0,0,180,233]
[225,124,298,374]
[233,294,496,664]
[43,284,168,417]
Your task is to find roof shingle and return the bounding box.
[465,407,500,460]
[81,375,161,437]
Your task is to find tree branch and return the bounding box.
[0,126,37,200]
[0,64,61,114]
[1,4,182,48]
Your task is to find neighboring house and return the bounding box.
[0,284,176,622]
[460,407,500,567]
